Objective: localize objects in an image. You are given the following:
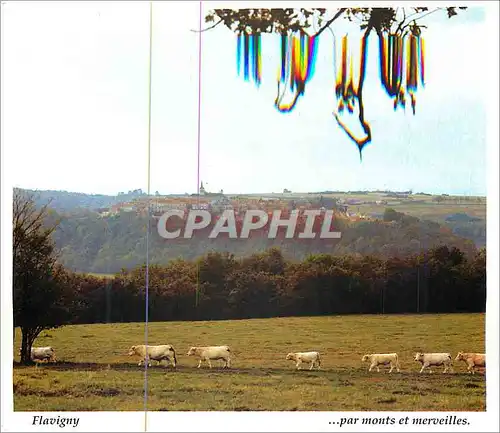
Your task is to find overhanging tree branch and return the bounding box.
[312,8,347,37]
[190,19,223,33]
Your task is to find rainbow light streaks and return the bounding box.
[275,33,318,113]
[236,32,318,113]
[233,27,426,155]
[378,32,425,114]
[236,32,262,86]
[335,35,358,115]
[333,31,372,158]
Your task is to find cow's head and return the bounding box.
[285,353,294,361]
[128,346,137,356]
[455,352,465,361]
[187,347,196,356]
[414,352,424,362]
[361,354,370,362]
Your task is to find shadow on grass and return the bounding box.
[12,362,486,380]
[13,361,329,376]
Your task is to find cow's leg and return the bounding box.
[208,359,212,369]
[296,361,301,370]
[368,364,374,372]
[376,366,380,373]
[419,364,425,374]
[309,361,314,371]
[197,359,202,368]
[389,364,394,373]
[226,358,231,369]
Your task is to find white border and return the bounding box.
[1,1,498,432]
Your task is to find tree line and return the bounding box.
[67,246,486,325]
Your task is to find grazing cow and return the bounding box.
[187,346,231,369]
[414,352,453,373]
[128,345,177,368]
[285,352,321,370]
[18,346,56,363]
[455,352,485,374]
[362,353,400,373]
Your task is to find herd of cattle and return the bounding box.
[21,345,486,375]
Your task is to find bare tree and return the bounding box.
[13,189,73,364]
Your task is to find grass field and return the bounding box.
[13,314,486,411]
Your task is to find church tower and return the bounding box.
[199,181,206,195]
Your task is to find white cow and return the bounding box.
[286,351,321,370]
[18,346,56,363]
[455,352,486,374]
[414,352,453,373]
[362,353,400,373]
[128,345,177,368]
[187,346,231,369]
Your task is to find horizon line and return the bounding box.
[14,186,487,198]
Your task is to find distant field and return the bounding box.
[358,203,486,221]
[13,314,485,411]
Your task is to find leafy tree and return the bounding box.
[205,7,467,35]
[203,7,467,154]
[13,191,74,364]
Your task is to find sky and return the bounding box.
[1,2,491,196]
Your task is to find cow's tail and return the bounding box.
[317,352,321,367]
